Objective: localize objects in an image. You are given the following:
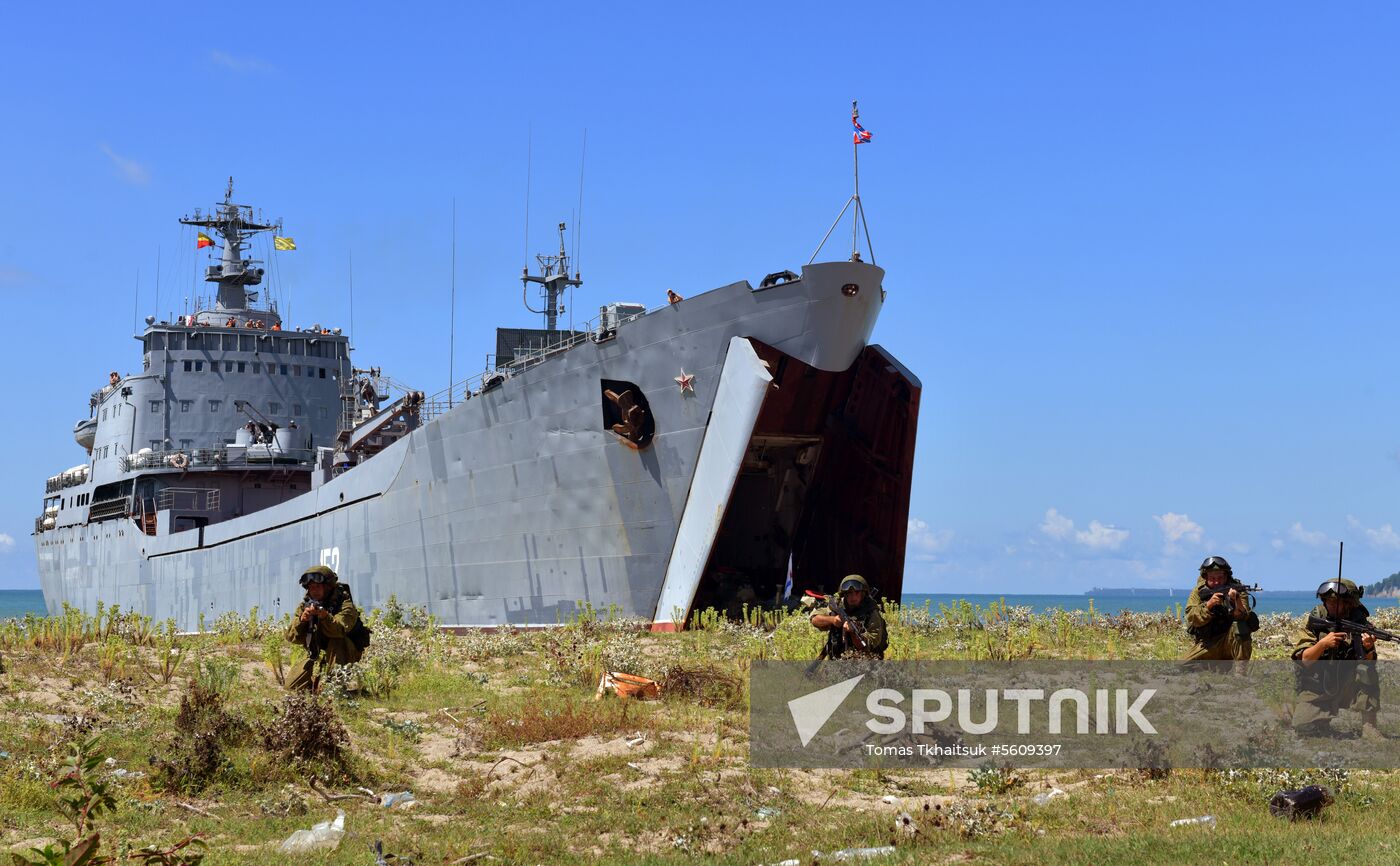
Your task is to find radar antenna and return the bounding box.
[179,177,282,317]
[521,221,582,332]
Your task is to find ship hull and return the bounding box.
[37,262,920,629]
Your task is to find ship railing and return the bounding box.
[46,470,90,494]
[120,446,316,473]
[88,497,131,522]
[155,487,222,512]
[420,306,651,422]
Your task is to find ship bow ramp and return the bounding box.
[650,327,920,629]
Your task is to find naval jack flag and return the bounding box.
[852,103,873,145]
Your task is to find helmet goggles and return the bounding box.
[838,575,868,594]
[299,568,336,588]
[1317,580,1357,600]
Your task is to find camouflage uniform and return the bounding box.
[1184,577,1257,661]
[285,582,364,691]
[814,593,888,660]
[1290,601,1381,734]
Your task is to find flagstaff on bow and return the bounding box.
[809,100,876,265]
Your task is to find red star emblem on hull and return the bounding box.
[675,370,696,394]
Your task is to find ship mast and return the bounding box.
[179,177,281,316]
[521,221,582,332]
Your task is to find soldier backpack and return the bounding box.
[348,618,372,652]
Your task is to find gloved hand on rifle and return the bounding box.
[300,599,330,626]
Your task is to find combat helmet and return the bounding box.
[1316,577,1362,601]
[838,574,870,594]
[299,564,338,588]
[1199,555,1232,577]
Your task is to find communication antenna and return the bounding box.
[348,250,354,349]
[522,222,582,332]
[575,130,587,271]
[154,246,161,323]
[450,198,457,408]
[1338,541,1344,581]
[523,125,532,274]
[573,128,587,332]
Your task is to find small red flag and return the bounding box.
[196,232,214,249]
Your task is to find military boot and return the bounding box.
[1360,710,1386,742]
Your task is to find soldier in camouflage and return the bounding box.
[808,574,888,660]
[285,564,365,692]
[1291,577,1383,740]
[1184,555,1258,661]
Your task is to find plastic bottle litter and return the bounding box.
[278,810,346,853]
[755,806,782,819]
[880,795,900,805]
[1031,787,1067,806]
[380,791,416,809]
[830,846,897,860]
[626,736,646,748]
[1168,815,1216,829]
[764,847,897,866]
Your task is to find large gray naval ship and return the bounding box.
[36,180,920,630]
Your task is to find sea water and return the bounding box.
[2,588,1389,621]
[0,590,48,619]
[899,592,1389,618]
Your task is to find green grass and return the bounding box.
[2,601,1399,863]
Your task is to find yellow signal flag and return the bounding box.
[273,236,297,251]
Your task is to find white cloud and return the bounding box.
[1289,522,1327,546]
[1077,520,1130,550]
[1155,512,1203,544]
[99,144,149,185]
[906,518,953,560]
[209,50,276,74]
[1039,508,1128,551]
[1226,542,1251,554]
[1039,508,1074,540]
[1271,538,1285,551]
[1347,515,1400,550]
[1154,512,1203,553]
[0,533,13,552]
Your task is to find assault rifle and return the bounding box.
[1306,614,1400,646]
[1199,581,1262,612]
[303,598,326,659]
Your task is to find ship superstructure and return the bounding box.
[39,182,410,555]
[37,181,920,630]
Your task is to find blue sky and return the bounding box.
[3,3,1399,593]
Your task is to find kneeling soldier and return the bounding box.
[1185,555,1258,661]
[809,574,888,660]
[286,564,365,692]
[1292,578,1383,740]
